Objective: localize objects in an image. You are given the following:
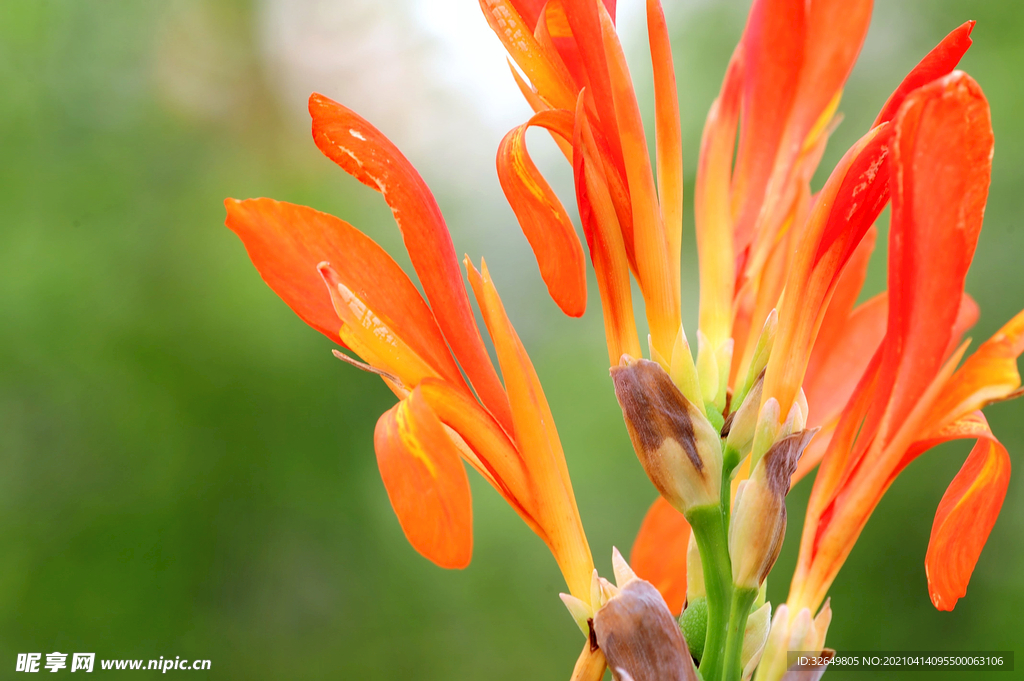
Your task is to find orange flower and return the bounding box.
[224,94,594,600]
[481,0,681,364]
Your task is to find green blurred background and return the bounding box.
[2,0,1022,678]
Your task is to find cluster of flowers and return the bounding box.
[225,1,1022,679]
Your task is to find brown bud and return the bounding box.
[594,579,698,681]
[611,357,722,513]
[730,430,815,589]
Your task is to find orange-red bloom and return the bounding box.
[225,94,594,600]
[482,0,682,364]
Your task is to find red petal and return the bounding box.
[917,414,1011,610]
[573,97,641,364]
[497,110,587,317]
[374,389,473,569]
[873,21,975,127]
[224,199,464,387]
[878,72,993,440]
[804,226,878,405]
[308,94,514,435]
[804,292,888,429]
[763,123,891,415]
[630,496,690,615]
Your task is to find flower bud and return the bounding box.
[594,578,699,681]
[742,602,772,679]
[611,357,723,513]
[752,600,832,681]
[685,531,705,601]
[729,430,815,589]
[723,372,764,472]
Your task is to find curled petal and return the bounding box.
[374,389,473,569]
[497,110,587,317]
[308,94,513,434]
[630,497,690,615]
[873,21,975,127]
[924,416,1011,611]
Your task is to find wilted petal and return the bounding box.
[594,580,698,681]
[610,357,722,513]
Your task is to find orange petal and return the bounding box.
[695,53,742,348]
[497,110,587,317]
[466,258,594,601]
[416,378,539,534]
[319,263,444,389]
[374,389,473,570]
[925,308,1024,428]
[912,414,1011,610]
[308,94,513,435]
[647,0,683,307]
[599,4,678,358]
[877,72,993,441]
[873,21,975,127]
[224,199,464,387]
[806,226,877,379]
[630,497,690,615]
[730,0,805,254]
[573,96,641,364]
[480,0,577,110]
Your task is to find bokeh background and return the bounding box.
[2,0,1022,678]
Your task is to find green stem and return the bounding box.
[721,586,759,681]
[687,504,732,681]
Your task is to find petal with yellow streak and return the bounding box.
[497,109,587,317]
[374,389,473,570]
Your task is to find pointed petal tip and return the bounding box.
[611,546,637,588]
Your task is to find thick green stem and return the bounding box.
[687,504,732,681]
[721,586,759,681]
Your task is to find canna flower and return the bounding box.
[785,70,1022,615]
[485,0,1020,678]
[223,94,595,601]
